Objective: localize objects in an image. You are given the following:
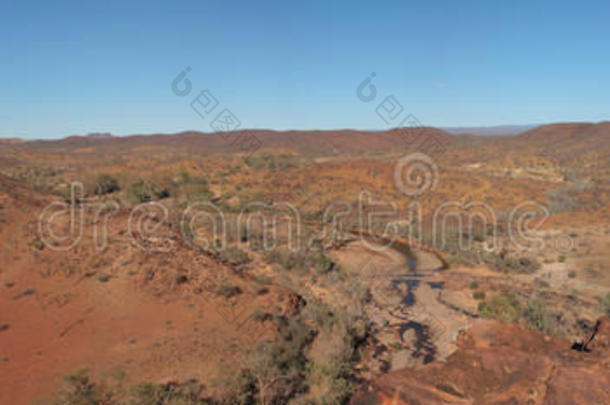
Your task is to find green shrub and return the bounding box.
[52,369,109,405]
[473,291,486,300]
[215,283,242,298]
[264,249,338,275]
[30,238,45,251]
[47,369,211,405]
[96,273,111,283]
[533,278,550,289]
[244,318,313,404]
[312,254,337,275]
[558,255,566,263]
[218,246,251,266]
[126,179,170,203]
[244,154,269,170]
[483,251,541,274]
[478,292,521,322]
[93,174,120,195]
[128,381,210,405]
[245,153,298,171]
[585,265,602,279]
[264,249,309,272]
[469,281,479,289]
[546,186,582,214]
[305,362,354,405]
[298,303,364,405]
[524,297,554,334]
[177,173,212,202]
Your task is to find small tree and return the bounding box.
[248,343,285,405]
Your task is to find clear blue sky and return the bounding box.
[1,0,609,139]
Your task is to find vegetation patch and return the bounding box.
[264,249,340,276]
[214,283,242,298]
[40,369,212,405]
[126,179,170,203]
[478,292,521,322]
[93,174,120,195]
[473,291,486,300]
[218,246,251,266]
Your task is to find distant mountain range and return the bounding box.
[441,124,541,136]
[3,123,607,162]
[5,122,610,142]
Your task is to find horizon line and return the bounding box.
[4,120,610,141]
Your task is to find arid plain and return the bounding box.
[1,123,609,404]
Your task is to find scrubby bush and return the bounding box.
[483,251,540,274]
[303,361,354,405]
[243,318,313,405]
[473,291,486,300]
[296,303,365,405]
[128,381,210,405]
[177,172,213,202]
[218,246,251,266]
[478,292,521,322]
[264,249,340,276]
[126,179,170,203]
[264,249,308,272]
[244,153,298,171]
[43,301,363,405]
[546,186,582,214]
[214,283,242,298]
[45,370,212,405]
[312,254,337,275]
[30,238,45,250]
[533,278,550,289]
[93,174,120,195]
[244,154,269,170]
[585,265,602,279]
[524,297,550,331]
[49,369,110,405]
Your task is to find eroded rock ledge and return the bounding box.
[351,317,610,405]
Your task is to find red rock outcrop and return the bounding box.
[352,318,610,405]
